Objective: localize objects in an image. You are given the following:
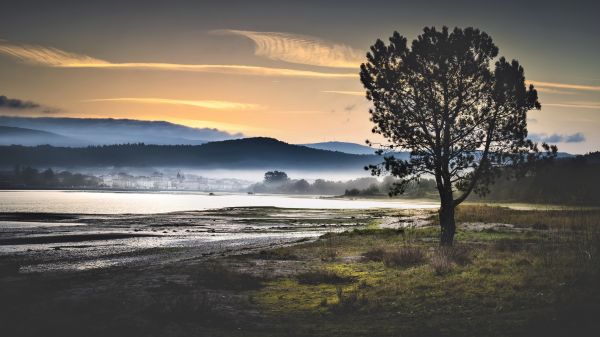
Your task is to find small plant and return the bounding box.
[320,235,339,261]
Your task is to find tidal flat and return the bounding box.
[1,206,599,337]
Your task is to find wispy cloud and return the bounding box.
[84,98,263,110]
[0,95,40,109]
[535,87,579,95]
[530,132,586,143]
[218,30,364,68]
[544,103,600,110]
[321,90,364,96]
[0,40,356,79]
[530,81,600,92]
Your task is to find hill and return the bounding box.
[0,116,241,145]
[301,141,377,155]
[0,137,382,170]
[0,125,85,147]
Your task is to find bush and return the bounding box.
[363,246,427,268]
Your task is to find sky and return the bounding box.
[0,0,598,153]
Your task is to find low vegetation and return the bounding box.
[1,205,599,336]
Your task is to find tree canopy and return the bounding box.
[360,27,556,244]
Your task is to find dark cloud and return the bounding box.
[565,132,586,143]
[0,95,40,109]
[530,132,586,143]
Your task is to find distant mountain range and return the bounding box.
[0,137,383,170]
[0,117,575,167]
[0,116,241,146]
[301,141,377,155]
[0,126,85,147]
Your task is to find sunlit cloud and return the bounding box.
[530,81,600,92]
[535,87,579,95]
[0,40,356,79]
[321,90,364,96]
[544,103,600,110]
[84,98,263,110]
[218,30,364,68]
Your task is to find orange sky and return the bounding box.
[0,1,598,153]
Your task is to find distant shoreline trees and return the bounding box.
[0,166,101,189]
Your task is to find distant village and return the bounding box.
[98,171,252,191]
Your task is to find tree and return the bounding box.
[264,170,289,184]
[360,26,556,245]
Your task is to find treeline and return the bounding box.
[473,152,600,205]
[0,166,101,189]
[344,176,438,198]
[249,171,437,197]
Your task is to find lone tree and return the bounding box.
[360,27,555,245]
[264,170,289,184]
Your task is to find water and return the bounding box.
[0,190,438,214]
[0,190,438,272]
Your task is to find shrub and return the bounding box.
[362,247,386,262]
[430,246,472,275]
[431,250,453,276]
[382,246,426,268]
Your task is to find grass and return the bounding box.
[296,269,357,285]
[246,204,600,336]
[2,205,599,336]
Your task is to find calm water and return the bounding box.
[0,190,439,214]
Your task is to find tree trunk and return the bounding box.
[439,202,456,246]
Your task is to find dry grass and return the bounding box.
[429,245,472,275]
[363,246,426,268]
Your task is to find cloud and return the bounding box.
[218,30,364,68]
[84,98,263,110]
[0,95,40,109]
[530,81,600,92]
[0,40,356,79]
[529,132,586,143]
[322,90,364,96]
[565,132,586,143]
[543,103,600,110]
[535,87,579,95]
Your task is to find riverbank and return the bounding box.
[1,205,599,336]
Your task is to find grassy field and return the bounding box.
[1,205,599,336]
